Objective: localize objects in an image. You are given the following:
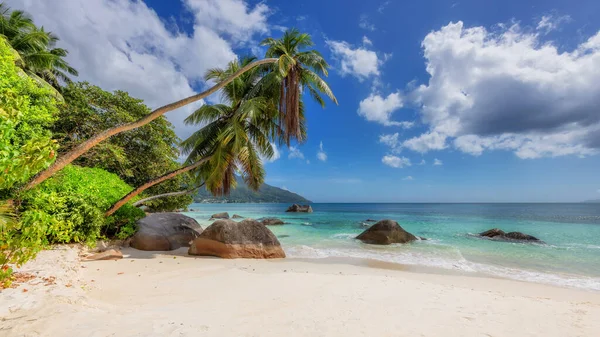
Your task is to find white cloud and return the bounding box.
[358,92,414,127]
[378,1,391,13]
[379,133,403,153]
[7,0,270,141]
[317,141,327,161]
[536,14,571,34]
[382,155,411,168]
[326,40,383,80]
[402,176,414,181]
[288,146,305,160]
[281,186,289,191]
[306,160,310,164]
[418,159,426,165]
[405,21,600,159]
[184,0,270,43]
[359,14,375,31]
[403,132,447,153]
[433,158,443,166]
[362,36,373,46]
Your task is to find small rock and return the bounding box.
[84,249,123,261]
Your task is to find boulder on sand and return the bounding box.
[188,219,285,259]
[285,204,313,213]
[232,214,244,219]
[260,218,284,226]
[478,228,542,243]
[356,219,417,245]
[210,212,230,220]
[131,213,203,251]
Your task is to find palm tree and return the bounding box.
[23,28,336,191]
[260,28,338,145]
[0,4,78,93]
[104,57,278,216]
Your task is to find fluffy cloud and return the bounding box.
[362,36,373,46]
[7,0,270,140]
[405,21,600,159]
[185,0,269,43]
[327,40,383,80]
[433,158,443,166]
[358,93,413,127]
[402,176,414,181]
[536,14,571,34]
[288,146,305,160]
[382,155,411,168]
[317,142,327,161]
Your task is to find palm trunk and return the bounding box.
[132,184,204,207]
[23,58,279,191]
[105,157,211,217]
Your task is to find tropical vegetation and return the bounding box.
[0,2,335,284]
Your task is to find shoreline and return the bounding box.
[2,246,600,336]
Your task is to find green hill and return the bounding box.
[194,179,311,203]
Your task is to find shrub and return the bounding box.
[0,38,57,193]
[20,165,145,245]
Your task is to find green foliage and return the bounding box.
[0,3,78,91]
[20,165,144,245]
[0,38,57,193]
[53,82,192,211]
[0,200,46,287]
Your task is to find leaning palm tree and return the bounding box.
[0,4,78,93]
[105,57,279,216]
[23,28,336,191]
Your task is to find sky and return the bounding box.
[8,0,600,202]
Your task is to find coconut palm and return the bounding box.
[24,28,336,191]
[104,57,279,216]
[259,28,337,145]
[0,4,78,92]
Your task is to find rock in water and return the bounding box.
[478,228,542,243]
[356,219,417,245]
[188,219,285,259]
[479,228,505,238]
[210,212,230,220]
[131,213,203,251]
[504,232,541,241]
[261,218,285,226]
[85,249,123,261]
[232,214,244,219]
[285,204,313,213]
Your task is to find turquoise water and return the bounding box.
[184,203,600,290]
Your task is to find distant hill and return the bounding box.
[582,199,600,203]
[194,179,311,203]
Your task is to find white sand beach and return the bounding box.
[1,246,600,337]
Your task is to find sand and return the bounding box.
[1,246,600,337]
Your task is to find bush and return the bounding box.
[0,39,57,193]
[20,165,145,245]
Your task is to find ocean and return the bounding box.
[183,203,600,291]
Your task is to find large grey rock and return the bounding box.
[131,213,203,251]
[210,212,230,220]
[188,219,285,259]
[356,219,417,245]
[285,204,313,213]
[232,214,244,219]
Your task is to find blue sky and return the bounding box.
[10,0,600,202]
